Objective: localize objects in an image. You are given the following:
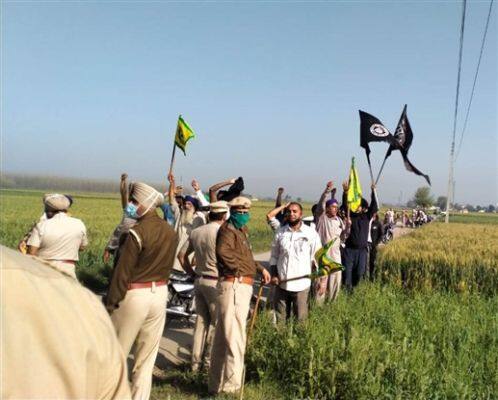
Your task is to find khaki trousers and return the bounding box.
[192,277,218,371]
[275,286,309,322]
[111,284,167,400]
[315,270,342,304]
[208,280,253,394]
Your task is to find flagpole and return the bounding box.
[375,154,388,185]
[169,142,177,176]
[365,151,380,207]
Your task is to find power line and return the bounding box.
[445,0,467,224]
[455,0,495,161]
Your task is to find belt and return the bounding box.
[222,276,254,285]
[198,274,218,281]
[128,280,167,290]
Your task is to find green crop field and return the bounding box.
[2,189,497,399]
[448,211,498,225]
[0,189,310,291]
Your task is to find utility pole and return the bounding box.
[445,149,454,223]
[445,0,467,224]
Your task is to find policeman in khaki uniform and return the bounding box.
[26,193,88,279]
[208,197,271,395]
[105,182,178,400]
[2,246,131,399]
[178,200,229,372]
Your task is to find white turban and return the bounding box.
[43,194,71,211]
[130,182,164,213]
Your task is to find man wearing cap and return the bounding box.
[269,202,322,322]
[209,196,271,395]
[314,181,349,302]
[341,181,378,290]
[178,200,229,373]
[26,194,87,279]
[105,182,178,400]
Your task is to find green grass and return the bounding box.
[448,212,498,225]
[150,368,282,399]
[246,284,498,400]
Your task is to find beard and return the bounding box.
[181,209,195,226]
[288,218,301,227]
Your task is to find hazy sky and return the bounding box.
[2,1,497,205]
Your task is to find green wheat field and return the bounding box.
[1,189,497,399]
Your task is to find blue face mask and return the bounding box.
[125,203,139,219]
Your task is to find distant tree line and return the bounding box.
[0,173,165,194]
[405,186,496,212]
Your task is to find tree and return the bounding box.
[412,187,434,208]
[436,196,447,210]
[406,199,416,208]
[466,204,475,212]
[487,204,495,213]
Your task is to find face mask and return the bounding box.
[125,203,139,219]
[229,212,250,229]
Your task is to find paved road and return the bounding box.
[156,226,412,369]
[156,251,271,368]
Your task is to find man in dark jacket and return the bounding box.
[341,181,378,291]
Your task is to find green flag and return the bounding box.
[347,157,363,212]
[175,115,195,155]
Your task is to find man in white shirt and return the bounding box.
[27,194,88,279]
[269,202,322,322]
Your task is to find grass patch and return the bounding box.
[246,283,498,399]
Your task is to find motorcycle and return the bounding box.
[166,270,196,325]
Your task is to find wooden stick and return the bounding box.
[239,279,265,400]
[168,141,177,176]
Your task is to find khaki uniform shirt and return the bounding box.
[26,212,88,261]
[1,246,131,399]
[106,212,179,310]
[187,222,221,277]
[216,222,263,278]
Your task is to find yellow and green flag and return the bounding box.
[175,115,195,155]
[347,157,362,212]
[312,238,344,279]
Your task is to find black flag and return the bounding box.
[217,177,245,202]
[385,105,431,185]
[359,110,396,157]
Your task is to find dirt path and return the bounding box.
[156,225,413,369]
